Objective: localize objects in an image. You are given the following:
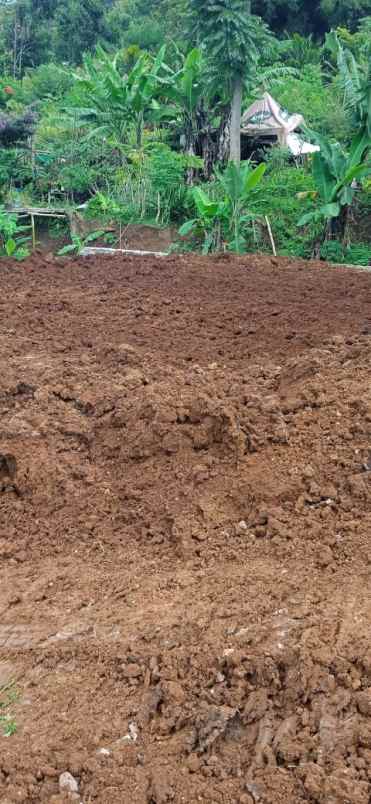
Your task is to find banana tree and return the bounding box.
[326,30,371,137]
[179,160,266,253]
[298,129,371,240]
[180,187,222,253]
[215,161,267,252]
[71,45,167,150]
[154,48,207,181]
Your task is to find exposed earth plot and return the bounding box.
[1,252,371,803]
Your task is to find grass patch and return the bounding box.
[0,682,19,737]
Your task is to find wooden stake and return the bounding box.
[31,213,36,252]
[265,215,277,257]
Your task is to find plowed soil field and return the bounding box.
[1,252,371,804]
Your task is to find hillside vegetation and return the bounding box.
[0,0,370,263]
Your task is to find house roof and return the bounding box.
[241,92,319,154]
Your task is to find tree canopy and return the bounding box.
[0,0,370,76]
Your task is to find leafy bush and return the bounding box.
[275,65,350,141]
[297,130,371,239]
[177,155,329,258]
[346,243,371,266]
[124,20,164,51]
[21,63,74,103]
[179,161,266,253]
[0,206,30,260]
[246,157,321,258]
[0,77,22,108]
[320,239,371,265]
[0,149,32,197]
[58,230,106,256]
[31,113,118,204]
[85,143,194,225]
[146,144,193,221]
[280,34,322,68]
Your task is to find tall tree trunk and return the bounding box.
[186,140,196,185]
[13,13,18,79]
[326,205,349,242]
[184,119,197,185]
[217,107,231,164]
[136,112,143,148]
[198,101,215,180]
[229,75,242,165]
[201,133,214,180]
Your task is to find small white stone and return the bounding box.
[128,721,138,742]
[234,626,249,637]
[115,721,139,746]
[59,771,79,794]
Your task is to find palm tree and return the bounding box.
[188,0,263,165]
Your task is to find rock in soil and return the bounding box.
[59,772,79,794]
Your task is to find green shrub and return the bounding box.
[275,65,350,141]
[0,77,23,108]
[179,161,266,254]
[0,149,32,197]
[247,158,321,258]
[21,63,73,104]
[146,144,191,221]
[320,240,371,265]
[85,144,194,226]
[280,34,322,68]
[346,243,371,266]
[0,206,30,260]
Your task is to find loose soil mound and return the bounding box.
[1,252,371,804]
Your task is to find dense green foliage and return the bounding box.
[0,0,370,73]
[179,161,267,252]
[0,204,30,258]
[0,0,369,262]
